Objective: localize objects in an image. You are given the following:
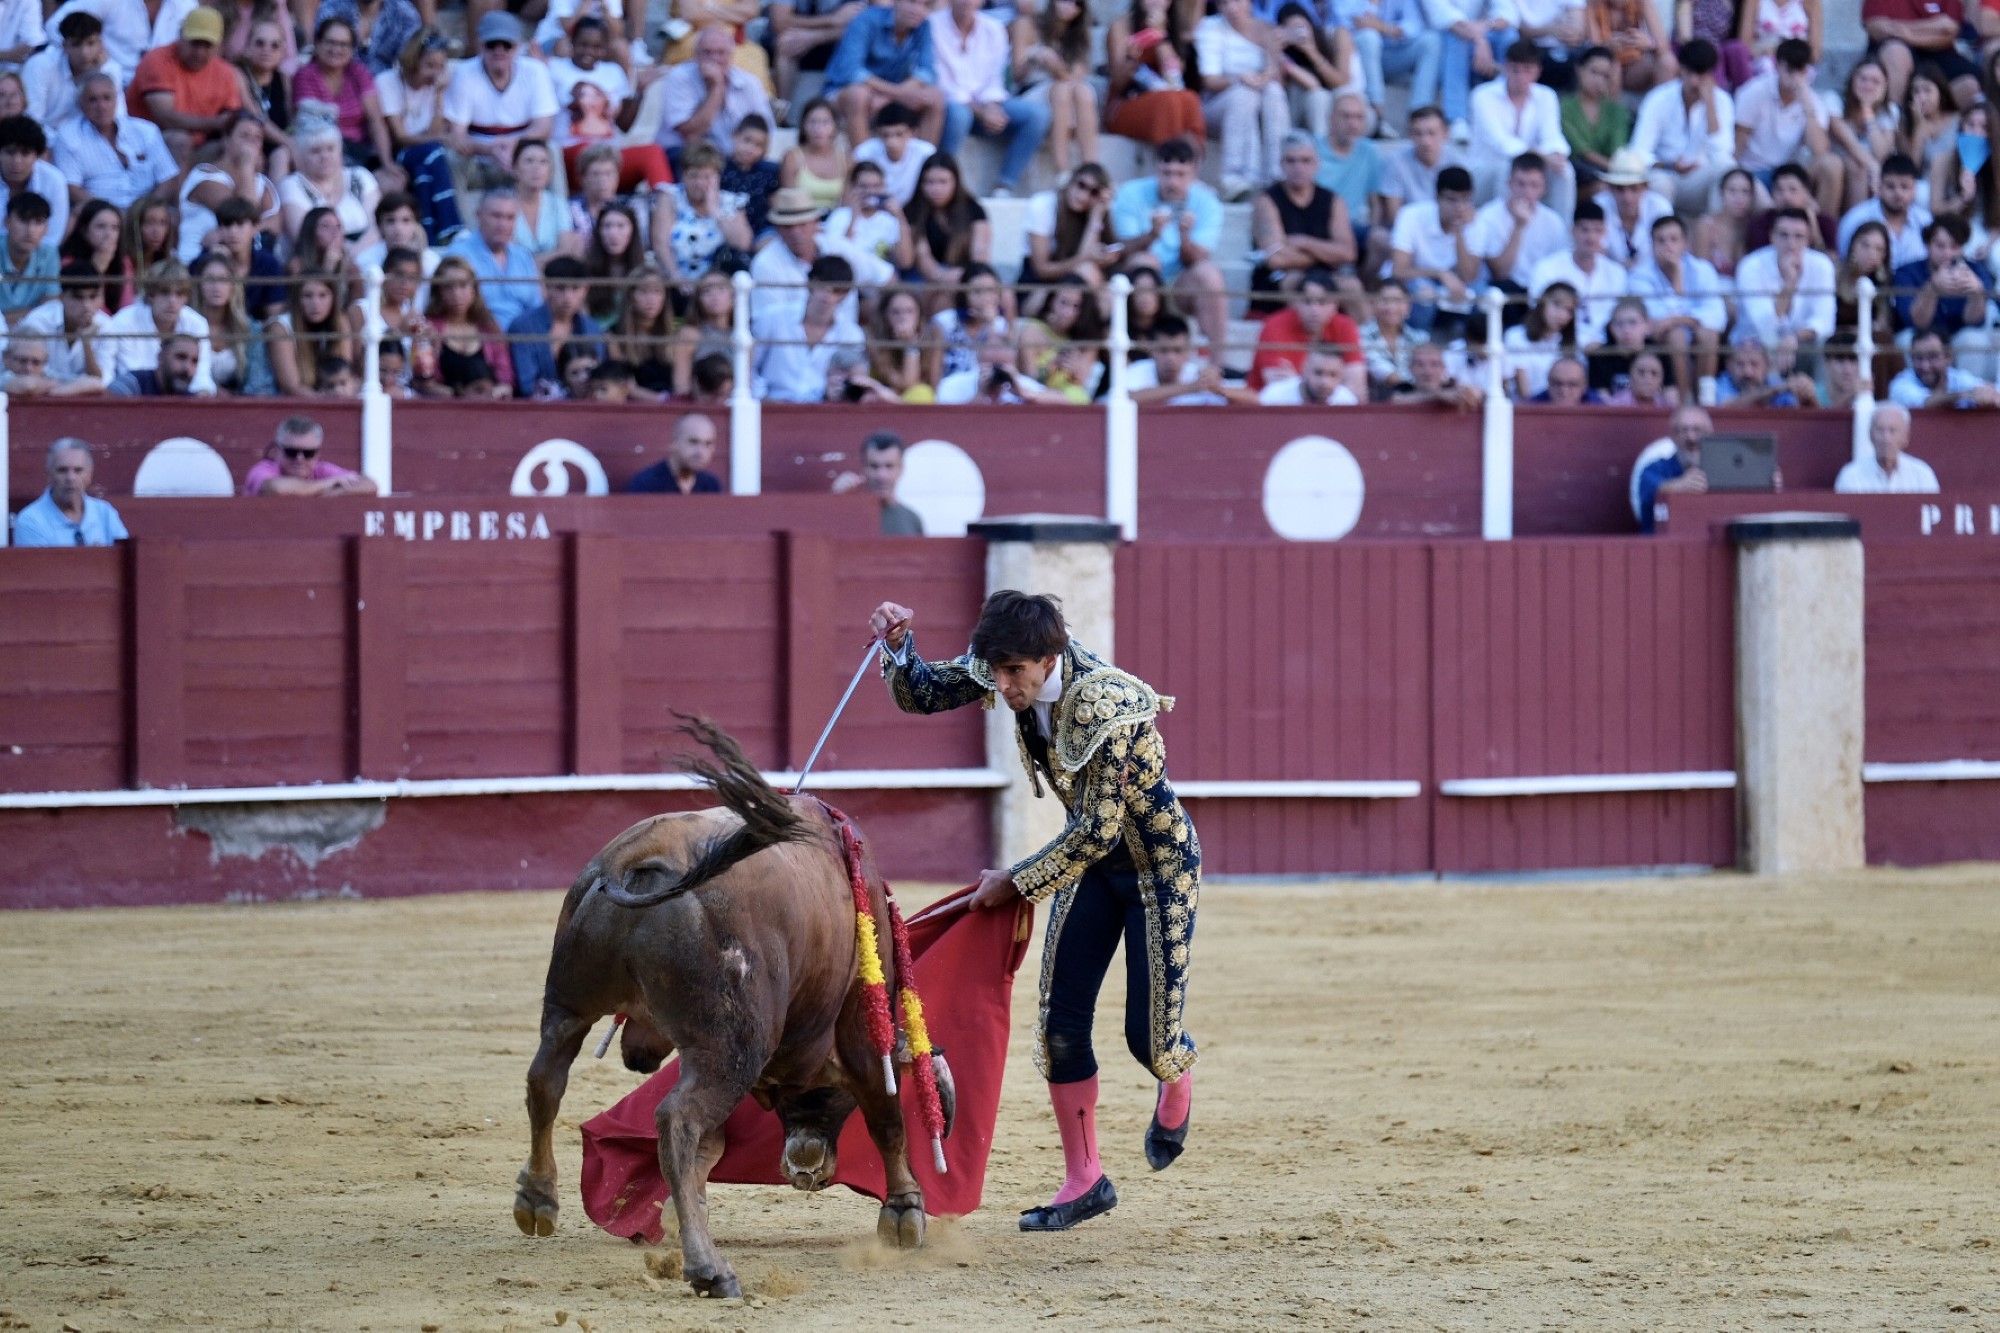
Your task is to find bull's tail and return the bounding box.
[602,715,810,908]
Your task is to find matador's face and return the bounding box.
[991,655,1059,713]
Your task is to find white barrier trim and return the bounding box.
[1175,779,1422,799]
[0,767,1011,810]
[1862,760,2000,783]
[1441,771,1737,796]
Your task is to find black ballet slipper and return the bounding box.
[1018,1175,1118,1231]
[1145,1103,1190,1172]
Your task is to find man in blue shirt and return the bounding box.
[443,187,540,330]
[823,0,942,145]
[508,256,606,398]
[1111,137,1229,350]
[13,437,129,547]
[1633,404,1710,534]
[1891,217,1993,357]
[1316,92,1382,256]
[0,191,58,323]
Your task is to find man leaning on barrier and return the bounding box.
[12,438,127,547]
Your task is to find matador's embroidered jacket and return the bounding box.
[882,634,1201,1080]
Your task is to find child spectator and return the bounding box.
[854,102,936,208]
[823,159,907,267]
[721,114,780,238]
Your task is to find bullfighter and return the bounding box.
[869,590,1199,1231]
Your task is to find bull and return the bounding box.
[511,720,948,1298]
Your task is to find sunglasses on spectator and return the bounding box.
[281,445,320,460]
[484,38,516,50]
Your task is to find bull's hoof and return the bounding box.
[782,1132,835,1192]
[513,1172,559,1237]
[688,1267,742,1299]
[876,1196,926,1250]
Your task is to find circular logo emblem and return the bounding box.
[510,439,609,497]
[899,440,986,536]
[1262,436,1364,540]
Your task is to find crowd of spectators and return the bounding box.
[0,0,1994,417]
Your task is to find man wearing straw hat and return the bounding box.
[1591,146,1673,268]
[748,185,893,326]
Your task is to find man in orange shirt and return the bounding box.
[127,7,240,163]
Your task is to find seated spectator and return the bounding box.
[864,285,937,401]
[355,190,438,278]
[1586,0,1673,92]
[1502,279,1579,396]
[1021,163,1119,292]
[900,152,991,298]
[1377,105,1465,228]
[1436,0,1516,136]
[376,28,461,244]
[1734,40,1838,206]
[1629,213,1726,385]
[1012,0,1100,175]
[1692,165,1756,277]
[1392,339,1486,408]
[1191,0,1287,200]
[721,114,780,237]
[1560,46,1629,190]
[1828,58,1899,212]
[12,264,110,382]
[673,267,736,392]
[1601,346,1675,405]
[191,248,271,394]
[0,115,70,244]
[444,188,540,330]
[1124,264,1167,354]
[770,0,870,112]
[1714,336,1818,405]
[316,0,425,76]
[58,199,129,312]
[1531,201,1627,345]
[376,337,411,398]
[1835,401,1941,491]
[586,358,637,403]
[823,159,906,269]
[1892,216,1994,369]
[1888,326,2000,406]
[582,199,645,321]
[653,22,774,160]
[1,335,105,397]
[1745,162,1839,254]
[1392,163,1478,338]
[1586,295,1671,394]
[126,196,182,277]
[509,255,606,397]
[831,430,925,535]
[129,7,244,163]
[318,355,362,396]
[1247,267,1365,393]
[567,144,656,259]
[1530,351,1593,401]
[102,259,215,393]
[1111,138,1231,351]
[293,17,401,181]
[270,272,360,395]
[1258,346,1361,403]
[1819,333,1868,409]
[1467,151,1568,295]
[174,111,278,263]
[555,342,598,399]
[1470,42,1575,221]
[535,0,639,66]
[1863,0,1982,110]
[611,263,678,397]
[1252,130,1358,307]
[751,186,893,326]
[1927,99,1990,226]
[549,18,647,176]
[0,192,57,325]
[281,112,382,250]
[1630,39,1734,216]
[443,12,558,185]
[1735,207,1837,348]
[1359,277,1424,395]
[511,138,583,259]
[290,205,365,295]
[12,438,127,546]
[1836,152,1932,266]
[1634,403,1713,531]
[109,330,203,395]
[413,255,513,398]
[629,411,725,492]
[1352,0,1443,138]
[930,0,1051,198]
[375,243,427,345]
[688,349,734,401]
[233,14,298,177]
[929,261,1010,381]
[1593,147,1674,267]
[823,0,944,145]
[23,11,123,135]
[855,103,936,210]
[1127,312,1260,404]
[1102,0,1204,150]
[244,415,379,495]
[53,78,174,218]
[1313,94,1381,264]
[660,143,754,283]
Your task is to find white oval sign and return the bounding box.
[899,439,986,537]
[510,439,610,497]
[1262,435,1365,541]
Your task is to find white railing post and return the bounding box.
[729,268,760,495]
[360,265,393,494]
[0,390,10,548]
[1479,287,1513,541]
[1852,276,1877,464]
[1104,274,1137,540]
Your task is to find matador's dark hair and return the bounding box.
[972,590,1068,664]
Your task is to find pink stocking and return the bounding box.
[1047,1076,1102,1206]
[1156,1070,1193,1130]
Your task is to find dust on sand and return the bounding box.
[3,866,1997,1330]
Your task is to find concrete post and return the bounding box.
[1731,514,1866,874]
[968,516,1121,869]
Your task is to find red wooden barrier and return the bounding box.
[0,548,125,791]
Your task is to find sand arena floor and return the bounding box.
[3,866,1997,1331]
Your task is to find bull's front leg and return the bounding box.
[852,1077,926,1250]
[514,1002,592,1237]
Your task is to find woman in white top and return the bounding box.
[279,114,382,252]
[1194,0,1288,200]
[376,30,465,245]
[179,112,281,263]
[100,260,217,394]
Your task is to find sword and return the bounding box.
[793,638,886,794]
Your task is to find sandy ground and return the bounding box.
[3,867,1998,1332]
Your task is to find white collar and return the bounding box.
[1039,656,1064,705]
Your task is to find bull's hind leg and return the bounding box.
[515,1002,592,1236]
[658,1052,761,1298]
[851,1077,926,1249]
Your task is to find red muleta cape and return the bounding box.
[578,887,1032,1241]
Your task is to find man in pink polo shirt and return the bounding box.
[243,415,378,496]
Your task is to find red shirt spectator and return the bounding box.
[128,9,244,147]
[1247,303,1364,391]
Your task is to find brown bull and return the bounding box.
[512,720,941,1298]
